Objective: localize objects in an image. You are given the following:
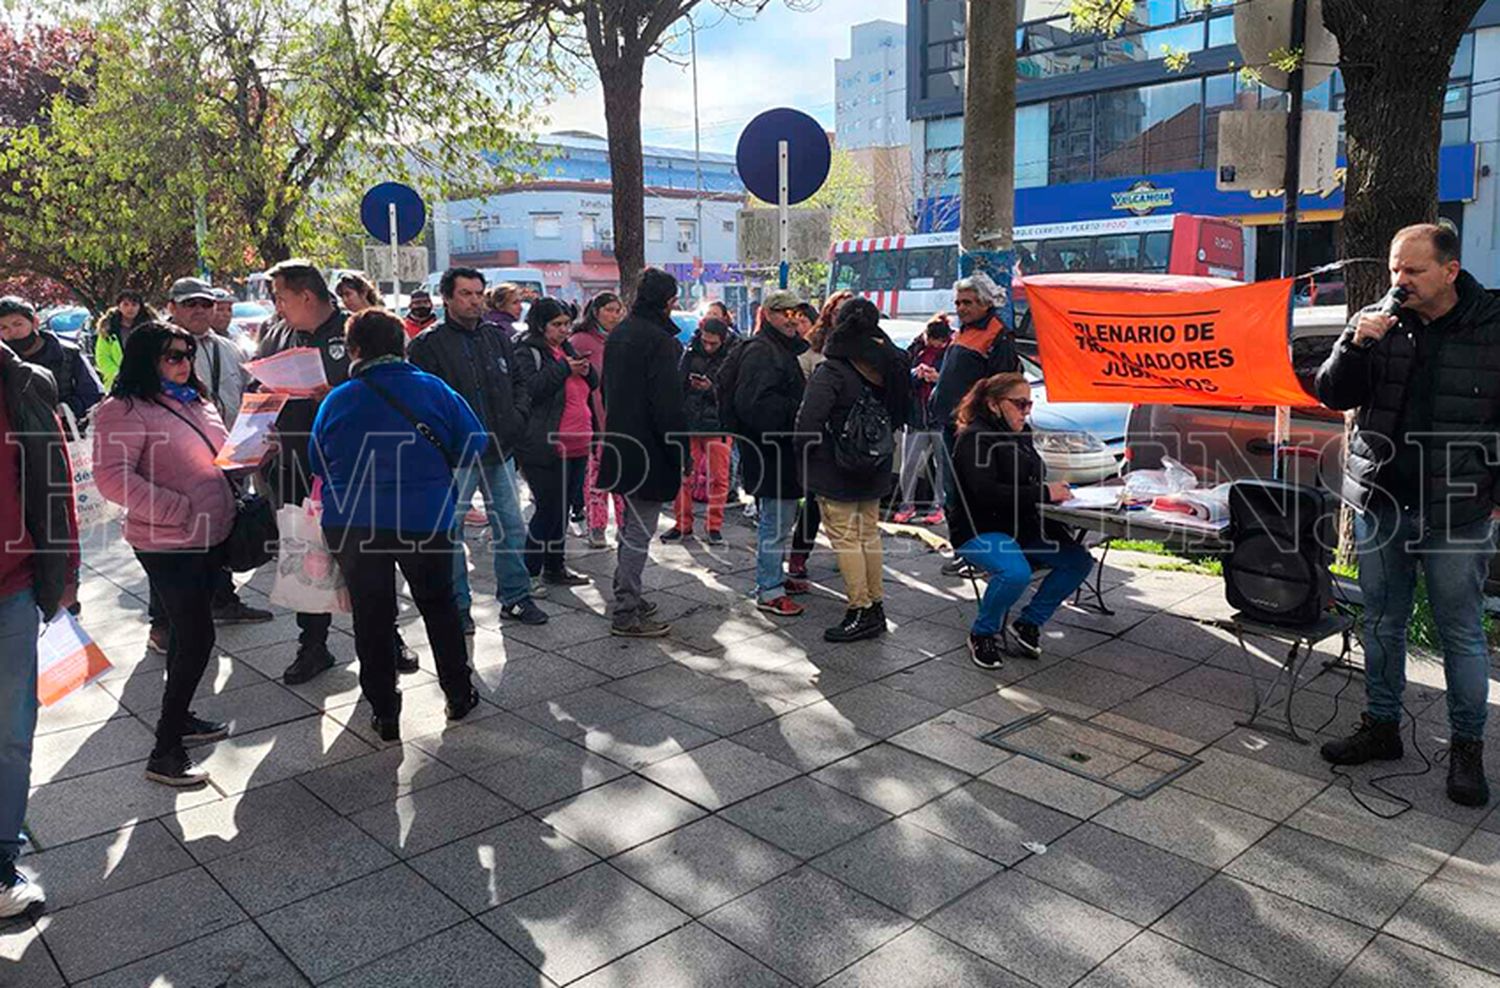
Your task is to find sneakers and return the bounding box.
[528,577,551,598]
[543,568,591,587]
[919,508,946,526]
[640,599,659,618]
[211,599,274,625]
[0,873,44,919]
[742,500,759,520]
[446,686,482,722]
[181,713,229,745]
[370,713,401,743]
[757,595,805,617]
[282,642,335,685]
[500,599,549,625]
[941,558,980,578]
[705,529,724,546]
[588,528,609,548]
[783,577,811,596]
[1320,713,1404,765]
[969,633,1005,670]
[787,553,809,580]
[395,637,419,674]
[147,623,169,656]
[660,527,687,543]
[1008,620,1042,660]
[144,747,210,786]
[892,507,918,524]
[823,607,883,643]
[1448,738,1490,807]
[611,613,672,638]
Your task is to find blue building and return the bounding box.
[436,131,748,305]
[907,0,1500,286]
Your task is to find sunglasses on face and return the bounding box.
[1002,396,1034,411]
[177,298,214,309]
[161,347,195,364]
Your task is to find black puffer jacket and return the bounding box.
[949,404,1072,550]
[794,327,911,501]
[928,310,1019,433]
[732,326,809,500]
[597,306,688,503]
[408,318,528,464]
[512,330,597,466]
[680,334,731,433]
[10,331,102,433]
[1315,270,1500,531]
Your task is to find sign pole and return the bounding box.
[387,203,401,309]
[777,139,790,290]
[1273,0,1309,482]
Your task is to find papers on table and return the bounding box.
[37,611,112,706]
[246,347,327,396]
[1058,484,1125,510]
[215,392,287,469]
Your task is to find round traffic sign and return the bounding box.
[360,182,427,244]
[736,108,832,205]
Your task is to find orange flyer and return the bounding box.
[37,612,112,707]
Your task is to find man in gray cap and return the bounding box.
[209,287,235,338]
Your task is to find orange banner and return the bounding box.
[1030,278,1316,406]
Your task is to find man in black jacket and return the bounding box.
[598,268,687,637]
[0,296,102,435]
[0,345,78,917]
[1315,223,1500,808]
[733,288,810,617]
[408,268,546,629]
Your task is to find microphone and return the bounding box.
[1377,285,1409,318]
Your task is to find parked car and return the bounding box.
[228,301,274,357]
[39,305,92,344]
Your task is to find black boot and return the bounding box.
[1320,713,1404,766]
[823,606,883,643]
[1448,738,1491,807]
[282,641,334,685]
[867,601,888,635]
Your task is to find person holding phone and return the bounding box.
[665,318,733,544]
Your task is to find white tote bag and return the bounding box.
[60,405,120,531]
[270,499,351,614]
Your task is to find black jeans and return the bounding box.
[328,529,473,719]
[791,494,821,558]
[522,456,588,577]
[149,568,236,625]
[136,543,226,754]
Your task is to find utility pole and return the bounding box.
[689,16,706,304]
[958,0,1017,309]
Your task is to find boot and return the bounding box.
[1448,738,1491,807]
[1320,713,1403,766]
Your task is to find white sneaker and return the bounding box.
[742,501,758,520]
[0,873,44,918]
[529,577,550,599]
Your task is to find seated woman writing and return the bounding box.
[949,373,1095,669]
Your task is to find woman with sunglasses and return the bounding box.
[93,322,243,786]
[949,372,1093,670]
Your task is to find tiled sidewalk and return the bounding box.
[5,521,1500,987]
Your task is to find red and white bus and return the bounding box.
[828,214,1245,318]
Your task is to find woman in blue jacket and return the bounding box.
[311,309,489,742]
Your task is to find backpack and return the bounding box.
[715,336,756,436]
[830,365,894,475]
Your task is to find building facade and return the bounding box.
[906,0,1500,286]
[836,20,911,151]
[437,132,748,305]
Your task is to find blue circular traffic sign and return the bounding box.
[736,108,832,205]
[360,182,427,244]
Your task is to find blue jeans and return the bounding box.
[1355,502,1497,740]
[0,589,39,882]
[452,457,532,609]
[957,533,1094,636]
[755,497,800,601]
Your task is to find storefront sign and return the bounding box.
[1110,181,1175,216]
[1030,277,1315,406]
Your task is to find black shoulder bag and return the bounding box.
[359,377,458,472]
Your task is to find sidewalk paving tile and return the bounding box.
[28,716,157,786]
[1172,748,1327,821]
[321,922,557,988]
[15,820,194,912]
[408,709,573,774]
[1014,660,1153,711]
[925,871,1139,988]
[192,714,376,795]
[702,866,911,987]
[540,775,705,857]
[330,680,503,747]
[39,867,247,982]
[166,778,339,863]
[516,687,656,740]
[1436,828,1500,894]
[662,681,801,735]
[1333,935,1500,988]
[1155,876,1374,988]
[297,743,457,815]
[1093,786,1274,869]
[1096,688,1242,753]
[612,816,799,917]
[1222,826,1427,927]
[570,923,792,988]
[575,710,719,769]
[257,863,466,983]
[132,677,315,738]
[981,755,1123,819]
[1071,638,1199,686]
[26,759,222,848]
[811,818,1001,919]
[820,926,1030,988]
[1076,931,1274,988]
[480,862,690,986]
[811,743,970,816]
[731,703,881,771]
[204,816,398,916]
[1,922,63,988]
[806,682,947,739]
[1285,787,1472,875]
[467,740,629,811]
[638,738,800,810]
[70,921,308,988]
[720,777,893,859]
[903,779,1080,866]
[876,658,1004,708]
[412,814,598,914]
[1016,822,1214,925]
[1120,613,1235,660]
[351,776,522,858]
[1384,878,1500,976]
[887,711,1013,776]
[475,653,608,710]
[601,662,723,708]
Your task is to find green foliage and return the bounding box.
[749,149,877,302]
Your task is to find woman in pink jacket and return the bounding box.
[93,322,238,788]
[569,292,626,547]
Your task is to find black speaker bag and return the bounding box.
[1224,480,1334,627]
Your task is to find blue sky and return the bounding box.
[538,0,907,154]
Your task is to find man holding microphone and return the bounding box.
[1315,223,1500,808]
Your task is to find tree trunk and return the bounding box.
[1323,0,1481,565]
[600,53,647,305]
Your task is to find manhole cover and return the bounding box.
[981,710,1200,799]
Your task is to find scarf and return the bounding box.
[351,354,404,377]
[159,379,201,405]
[955,308,1005,356]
